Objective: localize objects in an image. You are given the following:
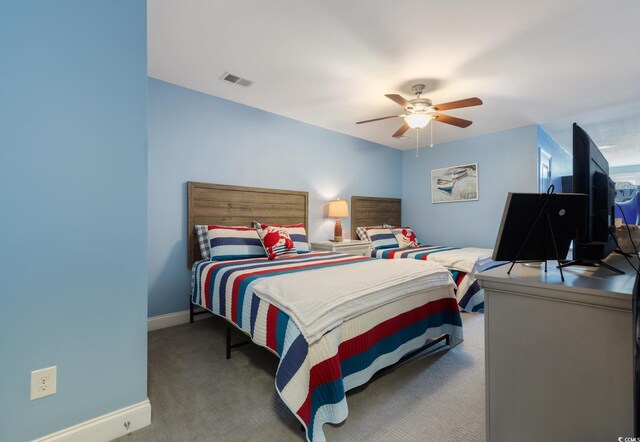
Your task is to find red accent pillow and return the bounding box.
[258,224,298,260]
[393,227,419,248]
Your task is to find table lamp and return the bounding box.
[328,199,349,242]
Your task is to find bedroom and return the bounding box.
[2,1,639,441]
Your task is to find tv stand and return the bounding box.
[558,258,625,275]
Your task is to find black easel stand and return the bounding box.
[558,258,625,275]
[507,186,566,282]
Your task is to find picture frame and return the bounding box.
[431,163,479,204]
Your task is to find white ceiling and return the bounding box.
[541,100,640,167]
[148,0,640,159]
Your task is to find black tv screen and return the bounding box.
[572,123,616,261]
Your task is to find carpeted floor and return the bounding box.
[117,313,485,442]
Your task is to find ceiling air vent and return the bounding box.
[220,72,254,87]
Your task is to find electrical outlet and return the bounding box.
[31,366,57,400]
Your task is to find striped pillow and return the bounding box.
[365,227,399,250]
[207,226,267,261]
[393,227,419,248]
[258,225,298,260]
[252,221,310,253]
[356,225,381,241]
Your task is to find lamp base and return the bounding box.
[334,219,343,242]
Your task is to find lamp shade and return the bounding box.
[328,199,349,218]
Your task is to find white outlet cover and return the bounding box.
[31,366,57,400]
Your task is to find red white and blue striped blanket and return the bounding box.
[371,245,502,313]
[192,251,463,441]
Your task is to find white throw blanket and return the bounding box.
[252,259,453,344]
[424,247,494,274]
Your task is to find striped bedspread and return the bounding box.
[371,245,501,313]
[192,252,463,442]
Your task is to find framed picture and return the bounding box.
[431,163,478,204]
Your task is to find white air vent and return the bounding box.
[220,72,254,87]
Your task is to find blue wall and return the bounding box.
[402,126,538,248]
[0,2,148,440]
[538,125,573,192]
[148,78,403,317]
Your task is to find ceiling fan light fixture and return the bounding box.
[405,113,431,129]
[356,86,482,137]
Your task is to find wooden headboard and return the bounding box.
[350,196,402,240]
[187,182,309,267]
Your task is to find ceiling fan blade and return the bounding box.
[433,113,473,128]
[432,97,483,112]
[385,94,412,108]
[356,115,399,124]
[392,122,410,138]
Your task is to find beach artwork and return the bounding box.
[431,163,478,203]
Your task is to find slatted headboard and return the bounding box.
[187,182,309,267]
[350,196,402,240]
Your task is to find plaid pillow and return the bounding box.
[252,221,310,253]
[393,227,419,248]
[356,225,381,241]
[365,227,399,250]
[258,224,298,260]
[207,226,266,261]
[195,225,211,260]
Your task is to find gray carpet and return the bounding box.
[117,313,485,442]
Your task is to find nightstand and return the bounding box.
[310,239,372,257]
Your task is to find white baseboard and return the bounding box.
[147,308,210,332]
[33,399,151,442]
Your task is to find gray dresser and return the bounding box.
[477,255,638,442]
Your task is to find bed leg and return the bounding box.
[445,334,450,346]
[226,324,232,360]
[189,300,194,323]
[225,322,251,359]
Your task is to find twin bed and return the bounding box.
[187,182,492,442]
[350,196,498,313]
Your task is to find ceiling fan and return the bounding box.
[356,84,483,139]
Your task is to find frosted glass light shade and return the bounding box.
[405,113,431,129]
[328,199,349,218]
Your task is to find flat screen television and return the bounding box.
[562,123,620,272]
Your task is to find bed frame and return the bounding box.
[187,181,309,358]
[350,196,402,240]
